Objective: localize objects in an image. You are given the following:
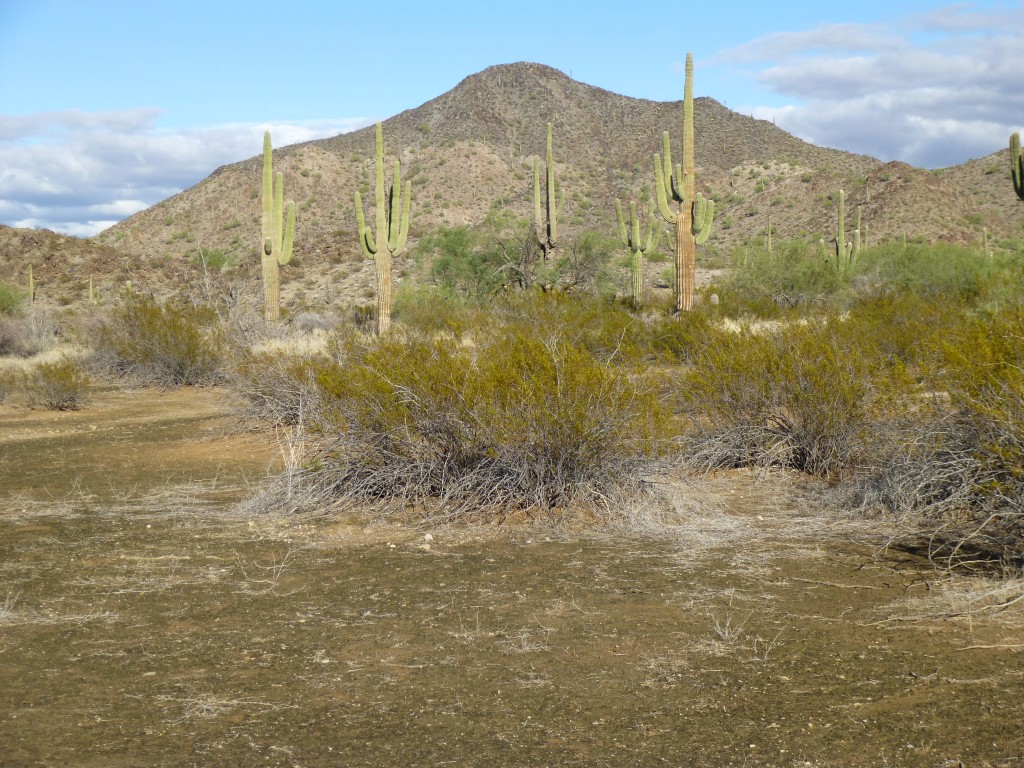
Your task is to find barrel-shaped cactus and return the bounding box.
[355,122,411,335]
[260,132,296,322]
[653,52,714,313]
[616,199,661,308]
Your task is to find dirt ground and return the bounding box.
[1,388,1022,767]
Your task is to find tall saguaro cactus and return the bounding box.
[355,122,411,335]
[261,131,296,322]
[533,123,559,261]
[831,189,857,276]
[654,52,714,314]
[616,199,661,308]
[1011,132,1024,201]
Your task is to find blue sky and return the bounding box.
[1,0,1022,236]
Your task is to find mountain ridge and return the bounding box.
[2,61,1019,308]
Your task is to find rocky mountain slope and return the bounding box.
[4,62,1021,309]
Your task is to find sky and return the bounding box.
[1,0,1022,237]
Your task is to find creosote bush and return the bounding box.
[0,282,23,316]
[865,308,1024,563]
[90,295,225,387]
[298,324,671,520]
[228,349,325,429]
[680,319,910,478]
[24,359,90,411]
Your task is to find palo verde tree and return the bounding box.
[1011,132,1024,201]
[654,52,714,313]
[615,199,661,308]
[260,131,296,322]
[355,122,412,335]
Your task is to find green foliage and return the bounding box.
[727,239,849,308]
[680,320,908,477]
[303,322,670,519]
[194,247,237,271]
[857,242,1009,303]
[24,359,90,411]
[422,225,507,300]
[0,282,24,316]
[418,214,616,300]
[91,295,225,387]
[869,307,1024,563]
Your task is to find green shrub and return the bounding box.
[0,282,24,316]
[861,308,1024,564]
[302,325,670,520]
[90,295,225,387]
[680,319,907,477]
[857,242,1012,304]
[24,359,90,410]
[727,239,849,308]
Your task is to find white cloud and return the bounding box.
[714,4,1024,167]
[0,113,372,237]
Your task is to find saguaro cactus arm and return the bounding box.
[616,199,660,253]
[1012,132,1024,201]
[692,193,714,245]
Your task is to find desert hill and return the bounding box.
[3,62,1021,309]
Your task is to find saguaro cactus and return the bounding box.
[654,52,714,313]
[830,190,856,276]
[260,131,296,322]
[355,122,411,335]
[1011,133,1024,201]
[616,199,661,308]
[533,122,560,261]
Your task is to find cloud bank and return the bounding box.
[713,4,1024,168]
[0,112,370,237]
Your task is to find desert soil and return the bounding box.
[1,388,1022,767]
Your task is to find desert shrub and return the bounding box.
[492,291,654,363]
[857,242,1006,304]
[421,215,618,300]
[392,283,478,334]
[0,282,23,316]
[423,225,507,301]
[24,359,90,410]
[726,239,849,309]
[228,349,326,429]
[680,319,907,477]
[300,326,670,520]
[90,295,225,387]
[0,368,15,403]
[861,308,1024,564]
[837,292,948,370]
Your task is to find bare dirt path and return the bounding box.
[1,389,1022,767]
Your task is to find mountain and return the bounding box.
[4,62,1021,309]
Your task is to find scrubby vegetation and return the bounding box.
[5,218,1022,566]
[88,294,226,387]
